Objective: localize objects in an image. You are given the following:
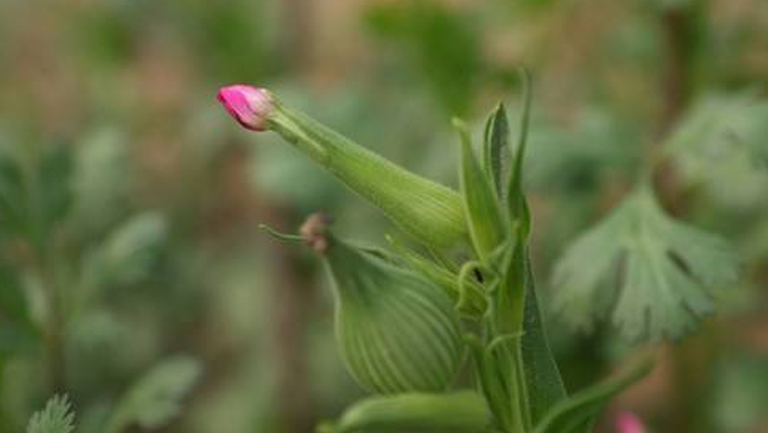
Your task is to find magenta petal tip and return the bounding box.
[217,84,274,131]
[615,412,646,433]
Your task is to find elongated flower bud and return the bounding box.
[217,85,274,131]
[217,85,468,249]
[323,391,489,433]
[300,215,463,394]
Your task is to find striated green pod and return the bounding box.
[324,391,490,433]
[301,215,464,394]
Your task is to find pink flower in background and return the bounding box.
[217,85,274,131]
[615,412,647,433]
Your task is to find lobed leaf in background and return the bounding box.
[552,184,739,341]
[26,395,75,433]
[664,93,768,208]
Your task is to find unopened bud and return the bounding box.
[217,85,274,131]
[216,85,468,250]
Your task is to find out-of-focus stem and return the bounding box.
[266,207,317,433]
[657,4,714,433]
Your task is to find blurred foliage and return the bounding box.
[26,395,75,433]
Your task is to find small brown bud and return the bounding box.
[299,213,334,254]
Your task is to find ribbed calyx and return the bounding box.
[300,214,463,394]
[268,98,468,250]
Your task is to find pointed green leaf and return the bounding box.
[491,238,526,334]
[455,118,507,262]
[465,333,520,433]
[521,253,568,425]
[507,69,533,236]
[483,103,510,198]
[532,359,653,433]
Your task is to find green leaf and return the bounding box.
[664,93,768,206]
[483,103,510,198]
[532,359,653,433]
[324,391,490,433]
[27,395,76,433]
[81,212,167,293]
[104,356,201,433]
[455,118,506,262]
[507,69,533,236]
[665,93,768,170]
[552,185,739,341]
[521,253,568,425]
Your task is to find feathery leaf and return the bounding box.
[27,395,76,433]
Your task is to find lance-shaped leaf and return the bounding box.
[27,395,76,433]
[552,185,739,341]
[322,391,490,433]
[521,253,568,425]
[217,85,468,250]
[455,118,506,262]
[532,359,653,433]
[483,103,510,198]
[507,69,533,237]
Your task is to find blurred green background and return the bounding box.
[0,0,767,432]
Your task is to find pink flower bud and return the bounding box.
[615,412,646,433]
[216,85,274,131]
